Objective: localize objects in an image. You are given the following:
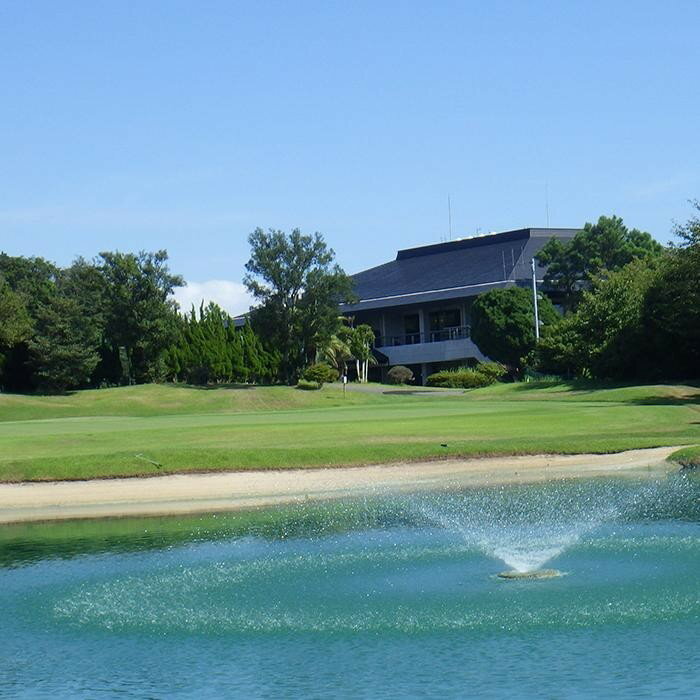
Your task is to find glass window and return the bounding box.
[429,309,461,331]
[404,314,419,334]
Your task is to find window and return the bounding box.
[403,314,420,344]
[429,309,461,331]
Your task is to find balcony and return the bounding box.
[375,325,471,348]
[374,325,486,366]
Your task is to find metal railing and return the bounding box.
[375,325,471,348]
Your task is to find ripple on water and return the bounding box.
[51,535,700,636]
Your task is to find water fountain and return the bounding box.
[408,475,673,579]
[1,472,698,697]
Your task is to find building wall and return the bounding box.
[349,296,485,383]
[352,298,475,343]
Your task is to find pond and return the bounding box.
[1,473,699,698]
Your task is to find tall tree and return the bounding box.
[642,213,700,378]
[536,259,659,379]
[0,281,32,348]
[99,250,183,383]
[348,324,375,383]
[0,254,60,391]
[672,199,700,247]
[536,215,662,311]
[244,228,354,383]
[0,253,59,316]
[471,286,558,371]
[28,294,101,393]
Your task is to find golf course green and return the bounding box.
[0,381,698,481]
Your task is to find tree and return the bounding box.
[28,294,100,393]
[536,259,658,379]
[99,250,183,384]
[0,281,32,348]
[537,215,662,311]
[0,253,59,316]
[471,286,558,371]
[244,228,354,383]
[642,241,700,379]
[348,324,376,383]
[163,302,278,385]
[0,254,60,391]
[672,199,700,247]
[319,328,353,376]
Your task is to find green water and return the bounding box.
[1,474,699,698]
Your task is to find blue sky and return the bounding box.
[2,1,698,313]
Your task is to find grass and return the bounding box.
[669,446,700,469]
[0,381,698,481]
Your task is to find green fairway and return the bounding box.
[0,382,698,481]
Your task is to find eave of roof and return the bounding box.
[346,227,577,308]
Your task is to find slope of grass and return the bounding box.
[0,381,698,481]
[669,445,700,469]
[0,383,392,422]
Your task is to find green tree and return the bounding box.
[319,329,353,376]
[0,253,59,316]
[99,250,183,384]
[537,215,662,311]
[0,254,60,391]
[244,228,354,383]
[348,323,376,383]
[0,281,32,348]
[28,294,100,393]
[536,259,658,379]
[471,286,558,371]
[164,303,278,385]
[672,199,700,247]
[642,242,700,379]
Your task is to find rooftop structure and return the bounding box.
[342,227,578,313]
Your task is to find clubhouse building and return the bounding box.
[341,227,578,384]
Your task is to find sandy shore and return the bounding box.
[0,447,681,524]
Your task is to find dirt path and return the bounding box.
[0,447,680,524]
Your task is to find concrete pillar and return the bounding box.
[421,363,429,386]
[418,308,426,342]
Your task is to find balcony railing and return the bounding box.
[375,325,471,348]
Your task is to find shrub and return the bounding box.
[387,365,414,385]
[476,361,507,382]
[426,366,493,389]
[296,379,321,390]
[302,363,338,386]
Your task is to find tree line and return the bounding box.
[2,205,698,393]
[469,206,699,381]
[0,249,280,393]
[0,228,356,393]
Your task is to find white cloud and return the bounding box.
[171,280,254,317]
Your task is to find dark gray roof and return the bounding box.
[341,228,578,312]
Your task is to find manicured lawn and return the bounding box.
[669,445,700,468]
[0,382,698,481]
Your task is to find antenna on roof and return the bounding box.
[545,181,550,227]
[447,194,452,240]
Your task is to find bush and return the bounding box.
[475,361,507,382]
[387,365,414,385]
[302,363,338,386]
[296,379,321,390]
[426,366,493,389]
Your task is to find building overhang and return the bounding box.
[340,280,517,313]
